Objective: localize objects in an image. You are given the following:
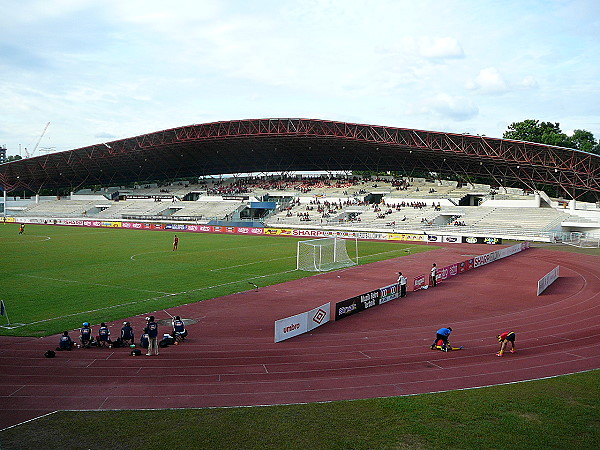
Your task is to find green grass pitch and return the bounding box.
[0,223,432,336]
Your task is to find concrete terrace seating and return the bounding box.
[95,201,170,218]
[170,201,243,220]
[19,200,96,217]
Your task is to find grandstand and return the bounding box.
[2,118,599,241]
[7,173,599,242]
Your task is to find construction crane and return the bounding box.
[24,122,50,158]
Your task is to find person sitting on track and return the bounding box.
[140,331,149,349]
[171,315,188,342]
[58,331,74,350]
[97,322,112,348]
[496,331,516,357]
[120,321,135,346]
[80,322,93,348]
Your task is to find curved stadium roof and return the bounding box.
[1,118,599,198]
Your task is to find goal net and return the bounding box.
[296,237,357,271]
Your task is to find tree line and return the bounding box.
[503,119,599,154]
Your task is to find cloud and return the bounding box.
[466,67,509,94]
[419,37,464,59]
[412,93,479,122]
[518,75,539,89]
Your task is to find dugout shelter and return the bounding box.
[1,118,599,202]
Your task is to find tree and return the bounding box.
[503,119,599,153]
[503,119,571,147]
[570,129,598,154]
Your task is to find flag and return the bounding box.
[0,300,5,316]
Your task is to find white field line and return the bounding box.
[17,274,173,295]
[210,256,295,272]
[130,241,292,261]
[0,235,51,243]
[13,268,298,327]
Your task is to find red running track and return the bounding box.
[1,244,599,430]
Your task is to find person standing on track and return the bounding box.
[173,234,179,251]
[496,331,516,356]
[397,272,407,298]
[145,316,159,356]
[430,263,437,287]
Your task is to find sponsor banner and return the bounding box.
[236,227,264,235]
[307,303,331,331]
[439,265,450,281]
[1,217,15,223]
[264,228,293,236]
[458,261,466,273]
[537,265,560,296]
[101,221,122,228]
[335,296,361,321]
[483,237,502,244]
[379,283,399,304]
[187,225,214,233]
[388,233,426,242]
[466,258,474,270]
[413,274,426,291]
[448,263,458,277]
[426,234,443,243]
[274,311,308,342]
[462,236,503,244]
[165,223,188,230]
[442,235,460,244]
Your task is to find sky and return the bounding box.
[1,0,599,157]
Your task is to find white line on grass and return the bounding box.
[0,235,52,243]
[13,268,298,327]
[17,274,173,295]
[210,256,295,272]
[130,250,172,261]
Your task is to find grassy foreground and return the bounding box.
[1,369,598,449]
[0,223,431,337]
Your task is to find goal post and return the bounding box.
[296,237,358,271]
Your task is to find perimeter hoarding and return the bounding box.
[274,303,331,342]
[537,265,560,295]
[335,283,400,320]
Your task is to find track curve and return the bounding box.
[1,244,598,430]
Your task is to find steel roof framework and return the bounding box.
[1,118,598,199]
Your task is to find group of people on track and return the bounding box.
[57,315,188,356]
[431,326,516,356]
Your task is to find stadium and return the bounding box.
[1,118,599,447]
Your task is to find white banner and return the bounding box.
[307,303,331,331]
[274,312,308,342]
[537,265,560,295]
[275,302,331,342]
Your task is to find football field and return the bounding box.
[0,223,432,336]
